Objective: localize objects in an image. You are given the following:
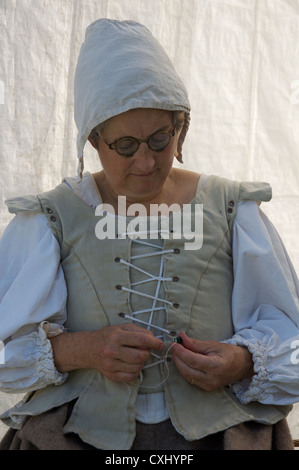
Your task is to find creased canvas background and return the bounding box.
[0,0,299,440]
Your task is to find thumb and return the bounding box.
[178,331,211,355]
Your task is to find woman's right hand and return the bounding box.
[50,324,164,382]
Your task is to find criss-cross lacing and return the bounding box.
[116,232,180,370]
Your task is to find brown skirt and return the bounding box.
[0,402,294,450]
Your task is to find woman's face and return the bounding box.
[92,108,180,206]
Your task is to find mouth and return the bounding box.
[130,169,157,178]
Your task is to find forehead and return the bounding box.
[103,108,173,137]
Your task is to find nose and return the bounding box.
[132,144,156,173]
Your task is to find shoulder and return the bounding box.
[170,168,201,203]
[172,168,200,185]
[195,173,272,205]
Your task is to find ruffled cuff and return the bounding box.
[225,335,271,404]
[40,320,65,338]
[32,322,67,388]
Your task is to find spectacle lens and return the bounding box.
[115,130,173,157]
[115,139,139,156]
[148,131,172,151]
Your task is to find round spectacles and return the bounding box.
[96,126,176,157]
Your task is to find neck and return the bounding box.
[92,169,201,216]
[93,171,177,215]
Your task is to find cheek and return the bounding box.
[103,162,127,180]
[99,154,130,182]
[164,142,177,165]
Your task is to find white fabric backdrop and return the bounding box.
[1,0,299,441]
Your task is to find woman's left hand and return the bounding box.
[171,331,254,391]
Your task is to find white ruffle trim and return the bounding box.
[0,323,67,428]
[32,322,67,388]
[40,320,65,338]
[225,335,271,404]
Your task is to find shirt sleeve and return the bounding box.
[226,200,299,405]
[0,211,68,393]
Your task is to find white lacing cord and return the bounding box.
[127,342,177,391]
[119,313,171,335]
[120,286,173,307]
[117,234,180,375]
[119,258,173,284]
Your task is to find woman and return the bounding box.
[0,19,299,450]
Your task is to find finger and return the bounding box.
[171,343,214,372]
[101,339,152,364]
[171,349,197,376]
[171,352,221,390]
[118,345,152,364]
[189,376,221,392]
[171,351,208,383]
[177,331,213,354]
[177,331,198,351]
[119,325,164,351]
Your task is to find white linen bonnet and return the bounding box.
[74,19,191,177]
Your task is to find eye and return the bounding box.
[115,138,138,155]
[149,131,171,150]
